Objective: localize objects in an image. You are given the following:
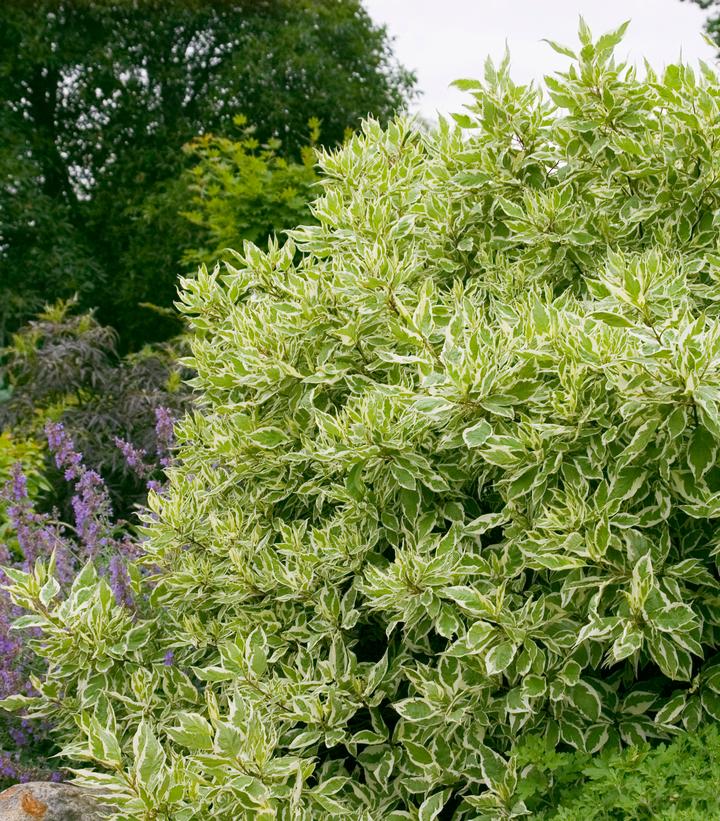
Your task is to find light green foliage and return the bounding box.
[0,432,48,546]
[7,20,720,819]
[516,723,720,819]
[180,116,319,269]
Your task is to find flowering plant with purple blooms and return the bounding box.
[0,419,172,787]
[0,301,192,519]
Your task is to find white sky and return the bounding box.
[364,0,718,120]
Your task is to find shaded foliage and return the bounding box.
[0,0,416,348]
[0,301,192,515]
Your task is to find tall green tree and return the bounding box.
[0,0,415,348]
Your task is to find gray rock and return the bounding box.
[0,781,109,820]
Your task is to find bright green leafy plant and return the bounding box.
[515,723,720,819]
[6,20,720,819]
[179,116,320,270]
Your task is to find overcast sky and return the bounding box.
[364,0,718,120]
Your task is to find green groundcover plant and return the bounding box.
[6,20,720,819]
[515,723,720,818]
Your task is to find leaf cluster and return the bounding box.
[178,117,319,270]
[0,301,192,514]
[516,723,720,819]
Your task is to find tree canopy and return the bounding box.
[0,0,415,348]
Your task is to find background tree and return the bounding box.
[682,0,720,46]
[0,0,416,349]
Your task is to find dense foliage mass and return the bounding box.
[7,21,720,820]
[516,723,720,819]
[179,117,319,270]
[0,0,415,347]
[0,302,192,514]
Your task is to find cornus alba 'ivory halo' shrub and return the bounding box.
[7,21,720,820]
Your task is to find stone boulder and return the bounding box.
[0,782,109,820]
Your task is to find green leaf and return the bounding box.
[166,713,213,750]
[0,694,35,712]
[247,427,288,449]
[542,39,577,60]
[404,739,432,767]
[444,586,495,617]
[486,641,517,676]
[688,426,715,482]
[701,688,720,721]
[413,396,455,415]
[649,603,696,633]
[523,674,547,698]
[390,462,416,490]
[419,789,452,821]
[450,79,483,91]
[463,419,492,448]
[133,720,166,791]
[451,113,475,129]
[655,692,686,725]
[571,681,602,722]
[39,576,60,607]
[590,311,635,328]
[477,743,507,788]
[394,699,434,722]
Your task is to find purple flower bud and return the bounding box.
[10,464,28,502]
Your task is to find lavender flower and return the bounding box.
[0,414,178,782]
[70,469,112,558]
[114,437,151,478]
[45,422,83,480]
[154,406,175,466]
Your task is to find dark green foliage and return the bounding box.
[517,723,720,819]
[0,0,415,348]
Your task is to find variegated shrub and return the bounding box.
[6,21,720,820]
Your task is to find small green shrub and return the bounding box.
[7,20,720,819]
[516,724,720,819]
[179,116,319,269]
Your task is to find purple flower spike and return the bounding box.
[114,437,151,478]
[154,406,175,466]
[45,422,83,479]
